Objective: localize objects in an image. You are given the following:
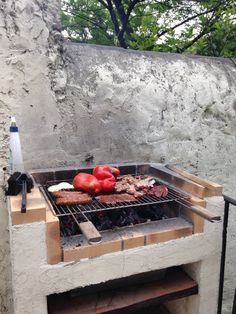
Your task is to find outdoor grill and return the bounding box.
[41,180,188,215]
[13,162,219,262]
[39,174,190,238]
[36,163,196,241]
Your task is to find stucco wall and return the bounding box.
[62,44,236,314]
[0,1,236,313]
[62,43,236,194]
[0,0,64,312]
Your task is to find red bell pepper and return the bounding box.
[99,176,116,192]
[93,165,114,180]
[93,165,119,192]
[110,167,120,177]
[73,173,101,193]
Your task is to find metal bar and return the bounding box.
[55,197,185,215]
[223,194,236,206]
[58,205,68,215]
[66,205,88,224]
[21,180,27,213]
[217,198,230,314]
[217,194,236,314]
[232,288,236,314]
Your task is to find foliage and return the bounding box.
[61,0,236,57]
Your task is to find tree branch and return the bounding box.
[158,2,225,38]
[177,13,221,52]
[62,9,109,34]
[118,0,144,41]
[111,0,134,38]
[97,0,109,10]
[106,0,125,46]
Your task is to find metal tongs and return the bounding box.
[6,172,34,213]
[20,174,28,213]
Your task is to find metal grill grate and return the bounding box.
[41,180,189,218]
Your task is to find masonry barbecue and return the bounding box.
[8,162,224,314]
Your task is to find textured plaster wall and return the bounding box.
[0,0,64,312]
[62,43,236,197]
[62,44,236,314]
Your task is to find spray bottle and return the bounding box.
[9,117,24,174]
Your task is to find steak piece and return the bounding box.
[96,193,137,204]
[52,191,83,198]
[54,192,92,205]
[142,185,168,197]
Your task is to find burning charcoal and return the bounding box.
[128,209,147,224]
[115,209,131,227]
[138,206,164,221]
[107,209,121,222]
[60,217,78,236]
[115,209,134,227]
[92,212,114,231]
[85,212,97,222]
[98,216,113,231]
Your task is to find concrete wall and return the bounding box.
[62,44,236,314]
[0,0,64,312]
[0,0,236,313]
[62,43,236,197]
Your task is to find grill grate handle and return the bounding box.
[175,199,221,222]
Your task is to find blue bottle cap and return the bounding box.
[10,126,18,132]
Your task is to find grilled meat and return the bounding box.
[95,193,137,204]
[142,185,168,197]
[115,175,155,196]
[53,191,92,205]
[55,195,92,205]
[52,191,83,198]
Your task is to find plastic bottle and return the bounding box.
[9,117,24,174]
